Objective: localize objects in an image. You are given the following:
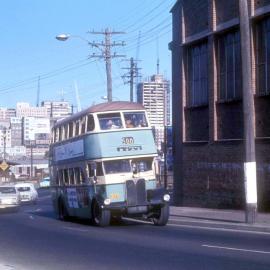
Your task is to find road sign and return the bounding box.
[0,161,9,171]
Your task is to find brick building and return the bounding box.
[170,0,270,210]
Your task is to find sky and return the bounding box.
[0,0,175,110]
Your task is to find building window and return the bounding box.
[186,41,208,107]
[217,30,242,101]
[256,17,270,95]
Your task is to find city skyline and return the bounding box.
[0,0,174,109]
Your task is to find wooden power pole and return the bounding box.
[88,28,125,102]
[239,0,257,224]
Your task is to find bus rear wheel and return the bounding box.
[152,203,170,226]
[92,201,111,227]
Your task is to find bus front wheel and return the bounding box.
[152,203,170,226]
[92,201,111,227]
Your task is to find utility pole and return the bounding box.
[122,57,141,102]
[3,128,6,161]
[29,141,35,181]
[88,28,125,102]
[36,76,40,107]
[239,0,257,224]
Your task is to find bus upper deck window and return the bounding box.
[81,117,86,134]
[87,115,95,132]
[98,113,122,130]
[64,124,68,139]
[75,120,80,136]
[123,112,148,128]
[68,122,73,138]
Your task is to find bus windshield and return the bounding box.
[103,160,132,174]
[132,157,153,173]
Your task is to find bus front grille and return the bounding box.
[126,179,147,206]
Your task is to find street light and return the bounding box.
[101,95,120,101]
[55,34,70,41]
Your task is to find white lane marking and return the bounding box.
[167,223,270,236]
[202,244,270,254]
[23,208,42,214]
[63,226,89,232]
[169,217,235,225]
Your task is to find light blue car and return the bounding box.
[39,178,50,188]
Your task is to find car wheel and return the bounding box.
[152,203,170,226]
[92,200,111,227]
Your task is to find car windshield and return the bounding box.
[0,187,16,194]
[103,160,131,174]
[17,187,31,192]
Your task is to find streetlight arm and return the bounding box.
[56,34,104,53]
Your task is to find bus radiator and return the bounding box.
[126,179,147,206]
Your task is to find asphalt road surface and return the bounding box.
[0,189,270,270]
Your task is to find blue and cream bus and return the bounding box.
[50,101,170,226]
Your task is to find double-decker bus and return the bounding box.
[50,101,170,226]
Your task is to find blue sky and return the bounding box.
[0,0,175,110]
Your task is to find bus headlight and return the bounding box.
[163,194,170,202]
[104,198,111,205]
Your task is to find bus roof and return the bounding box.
[54,101,145,128]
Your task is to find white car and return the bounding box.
[0,185,20,209]
[15,183,38,204]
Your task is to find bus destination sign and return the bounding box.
[117,136,142,152]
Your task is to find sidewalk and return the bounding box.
[169,206,270,233]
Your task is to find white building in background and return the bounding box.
[0,108,8,120]
[16,102,48,118]
[10,117,22,147]
[0,127,11,149]
[137,74,170,150]
[0,108,16,120]
[22,117,50,143]
[41,101,72,120]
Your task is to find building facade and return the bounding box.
[41,100,72,121]
[170,0,270,210]
[16,102,48,118]
[137,74,170,150]
[10,117,22,147]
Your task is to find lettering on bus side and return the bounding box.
[122,137,134,145]
[117,136,143,152]
[117,146,142,152]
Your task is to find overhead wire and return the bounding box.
[0,1,174,100]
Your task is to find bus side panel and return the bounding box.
[84,130,157,160]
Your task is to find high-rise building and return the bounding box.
[41,101,72,121]
[137,74,170,150]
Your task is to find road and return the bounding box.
[0,189,270,270]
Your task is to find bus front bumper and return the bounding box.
[102,188,170,215]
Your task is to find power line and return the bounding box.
[87,28,126,102]
[122,57,141,102]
